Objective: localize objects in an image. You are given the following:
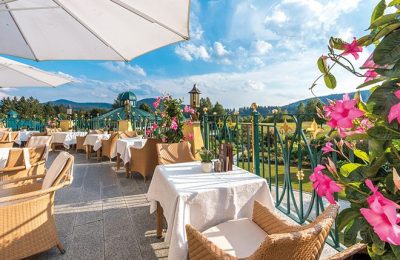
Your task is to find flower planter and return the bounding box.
[201,162,212,173]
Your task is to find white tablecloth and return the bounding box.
[15,131,40,145]
[0,148,31,169]
[113,138,147,164]
[146,161,274,260]
[51,132,87,149]
[83,134,110,151]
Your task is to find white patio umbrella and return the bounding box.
[0,0,190,61]
[0,56,71,87]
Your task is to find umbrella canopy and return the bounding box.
[0,56,71,87]
[0,0,190,61]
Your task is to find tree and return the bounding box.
[296,102,306,115]
[212,102,226,116]
[198,97,213,118]
[139,103,153,113]
[304,99,324,123]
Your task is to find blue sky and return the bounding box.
[2,0,379,108]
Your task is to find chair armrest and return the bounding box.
[0,174,46,186]
[0,165,27,173]
[185,224,236,260]
[328,243,367,260]
[252,201,302,234]
[0,181,70,204]
[31,160,46,167]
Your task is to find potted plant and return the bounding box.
[198,147,213,173]
[146,95,194,143]
[310,1,400,258]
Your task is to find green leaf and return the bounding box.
[337,208,361,231]
[340,163,364,177]
[390,244,400,258]
[329,37,347,50]
[385,173,396,193]
[374,29,400,65]
[371,229,386,250]
[354,149,370,162]
[323,73,336,89]
[317,56,328,74]
[389,0,400,7]
[370,12,400,29]
[357,35,372,46]
[344,218,363,247]
[371,0,387,25]
[373,23,400,42]
[356,77,385,89]
[368,126,400,140]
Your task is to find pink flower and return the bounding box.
[322,142,335,154]
[170,117,178,131]
[364,69,378,82]
[146,129,152,136]
[153,97,161,109]
[309,164,341,204]
[361,53,376,69]
[341,38,363,60]
[324,94,364,130]
[338,118,373,138]
[151,123,158,130]
[184,105,195,114]
[185,133,194,141]
[161,137,167,143]
[388,90,400,124]
[360,180,400,245]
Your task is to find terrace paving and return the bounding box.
[30,151,338,260]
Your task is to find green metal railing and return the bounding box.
[2,115,158,132]
[201,108,354,250]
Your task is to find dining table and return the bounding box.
[146,161,274,260]
[113,137,147,171]
[51,131,87,149]
[15,130,40,146]
[83,133,111,159]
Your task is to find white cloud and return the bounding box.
[175,43,211,62]
[244,80,265,91]
[252,40,272,55]
[337,27,354,42]
[213,42,229,57]
[264,9,288,25]
[101,62,146,77]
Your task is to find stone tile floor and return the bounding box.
[30,151,337,260]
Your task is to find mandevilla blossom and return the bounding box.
[324,94,365,130]
[153,97,161,109]
[151,122,158,130]
[309,164,341,204]
[388,90,400,124]
[341,37,363,60]
[360,180,400,245]
[361,54,376,69]
[145,129,152,136]
[170,117,178,131]
[322,142,335,154]
[184,105,196,114]
[364,69,378,82]
[185,133,194,141]
[338,118,373,138]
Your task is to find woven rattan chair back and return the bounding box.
[156,142,196,165]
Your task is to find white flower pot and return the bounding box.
[201,162,213,173]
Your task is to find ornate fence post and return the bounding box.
[203,108,209,150]
[251,103,260,176]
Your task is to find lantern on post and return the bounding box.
[189,84,201,109]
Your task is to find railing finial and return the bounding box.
[251,102,257,112]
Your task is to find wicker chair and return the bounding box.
[156,142,196,165]
[0,152,74,259]
[0,146,47,185]
[128,138,161,180]
[26,135,52,159]
[0,141,14,148]
[101,132,119,160]
[120,131,138,139]
[76,135,87,152]
[186,201,339,260]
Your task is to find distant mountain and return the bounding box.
[281,90,371,114]
[137,98,156,108]
[46,99,112,110]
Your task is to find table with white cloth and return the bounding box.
[146,161,274,260]
[0,148,31,169]
[51,131,87,149]
[83,133,110,159]
[113,138,147,170]
[15,131,40,146]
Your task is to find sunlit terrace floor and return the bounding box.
[30,151,338,260]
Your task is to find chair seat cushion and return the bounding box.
[202,218,267,258]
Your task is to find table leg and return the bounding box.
[85,145,89,159]
[156,201,163,239]
[117,154,121,170]
[97,149,101,161]
[125,163,130,178]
